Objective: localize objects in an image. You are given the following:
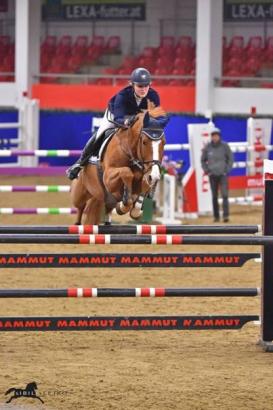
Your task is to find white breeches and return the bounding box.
[95,109,115,140]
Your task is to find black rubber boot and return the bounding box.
[66,163,83,180]
[66,134,98,180]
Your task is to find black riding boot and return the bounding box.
[66,134,98,180]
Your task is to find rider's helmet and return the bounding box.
[130,67,151,86]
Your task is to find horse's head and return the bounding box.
[116,112,165,187]
[137,128,165,187]
[124,113,165,187]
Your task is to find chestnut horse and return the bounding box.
[70,112,165,224]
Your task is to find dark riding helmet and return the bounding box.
[130,67,151,86]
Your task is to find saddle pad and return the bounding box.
[98,133,114,159]
[87,129,116,163]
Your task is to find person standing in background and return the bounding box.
[201,127,234,222]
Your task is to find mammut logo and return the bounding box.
[5,381,44,404]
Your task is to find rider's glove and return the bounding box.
[124,116,136,126]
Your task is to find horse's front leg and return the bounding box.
[130,175,157,220]
[130,193,146,219]
[104,166,134,215]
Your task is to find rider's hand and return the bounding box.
[124,115,136,126]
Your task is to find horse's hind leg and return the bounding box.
[75,206,85,225]
[70,177,90,225]
[83,197,104,224]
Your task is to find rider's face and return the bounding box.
[133,83,150,98]
[211,133,221,143]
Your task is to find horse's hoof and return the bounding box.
[116,202,129,215]
[130,207,143,220]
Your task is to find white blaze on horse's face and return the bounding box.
[150,140,161,184]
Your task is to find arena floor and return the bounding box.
[0,176,269,409]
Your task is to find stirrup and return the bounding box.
[66,163,83,180]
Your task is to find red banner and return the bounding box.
[229,175,263,190]
[32,84,195,112]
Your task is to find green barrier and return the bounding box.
[139,198,154,223]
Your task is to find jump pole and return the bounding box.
[0,145,189,157]
[0,252,260,268]
[0,234,271,245]
[0,208,77,214]
[0,287,260,298]
[0,224,261,235]
[0,185,70,192]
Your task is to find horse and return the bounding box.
[5,381,44,403]
[70,111,165,224]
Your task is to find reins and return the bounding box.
[119,128,162,176]
[136,133,162,174]
[107,111,163,176]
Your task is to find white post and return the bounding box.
[15,0,41,104]
[196,0,223,114]
[18,98,39,167]
[156,174,182,224]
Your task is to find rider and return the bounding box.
[66,67,169,180]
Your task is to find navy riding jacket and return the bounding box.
[108,86,169,129]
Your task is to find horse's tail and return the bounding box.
[5,387,15,395]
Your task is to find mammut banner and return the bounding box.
[0,315,259,331]
[42,0,146,21]
[224,0,273,21]
[0,253,260,268]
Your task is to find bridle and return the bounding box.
[136,132,163,172]
[120,127,164,192]
[136,132,164,188]
[107,110,164,180]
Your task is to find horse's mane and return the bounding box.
[116,111,145,137]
